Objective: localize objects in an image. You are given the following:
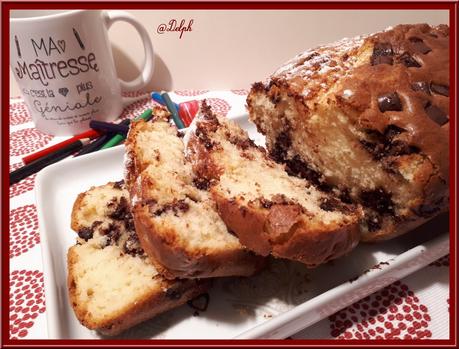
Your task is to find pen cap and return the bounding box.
[151,92,180,110]
[178,100,199,126]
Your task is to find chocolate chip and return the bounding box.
[176,200,190,213]
[363,129,385,143]
[430,83,449,97]
[321,197,353,214]
[204,141,214,150]
[113,180,124,190]
[385,140,420,157]
[339,189,353,204]
[196,124,220,152]
[384,124,405,140]
[153,199,190,216]
[411,81,431,94]
[187,293,210,312]
[377,93,403,112]
[305,52,319,61]
[319,198,339,212]
[409,37,432,54]
[251,82,266,93]
[425,103,448,125]
[124,233,143,256]
[151,207,163,216]
[371,42,394,65]
[360,131,418,160]
[153,205,167,216]
[373,42,394,56]
[359,140,379,159]
[199,106,220,127]
[365,212,382,232]
[260,198,273,209]
[108,197,130,221]
[98,223,120,243]
[360,129,386,159]
[359,188,394,215]
[271,130,291,162]
[200,101,219,123]
[285,156,323,188]
[106,224,121,245]
[77,227,93,241]
[193,177,210,191]
[372,56,394,65]
[273,144,333,193]
[125,217,135,232]
[397,52,421,68]
[98,223,111,236]
[165,288,182,300]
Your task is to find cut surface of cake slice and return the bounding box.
[187,103,362,267]
[247,24,449,241]
[68,181,208,336]
[124,109,264,279]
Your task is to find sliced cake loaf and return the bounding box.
[247,24,449,241]
[68,181,208,336]
[124,111,264,280]
[187,103,362,267]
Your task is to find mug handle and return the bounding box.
[104,10,154,92]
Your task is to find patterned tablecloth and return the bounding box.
[8,90,450,340]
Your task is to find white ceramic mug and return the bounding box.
[10,10,154,135]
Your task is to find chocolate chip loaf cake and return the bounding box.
[124,110,264,279]
[68,181,208,336]
[247,23,449,241]
[187,103,362,266]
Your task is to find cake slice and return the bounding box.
[247,24,449,241]
[124,109,264,280]
[187,103,362,267]
[67,181,209,336]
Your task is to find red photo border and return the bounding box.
[1,1,457,347]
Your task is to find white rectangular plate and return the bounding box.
[35,114,449,339]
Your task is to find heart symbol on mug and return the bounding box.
[58,87,69,97]
[57,40,66,52]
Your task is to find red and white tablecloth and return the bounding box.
[8,90,450,340]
